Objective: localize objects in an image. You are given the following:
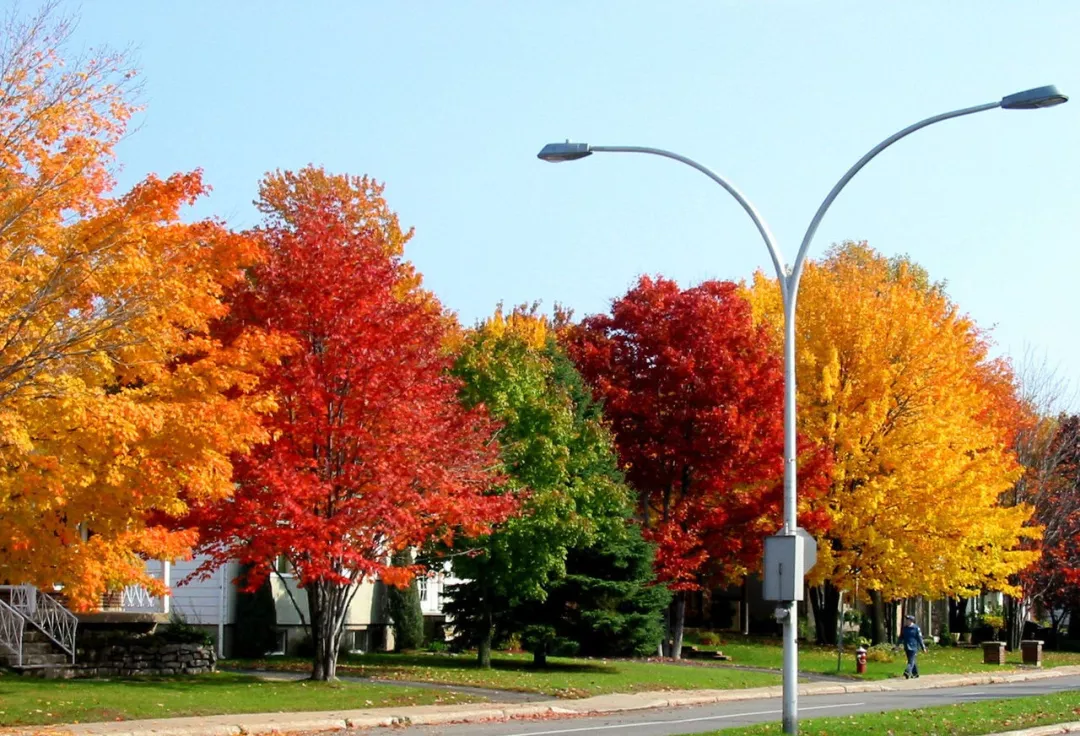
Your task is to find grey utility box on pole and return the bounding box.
[763,528,817,601]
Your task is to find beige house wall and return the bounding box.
[270,575,388,627]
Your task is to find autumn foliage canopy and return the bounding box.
[564,276,829,593]
[3,5,1070,664]
[747,242,1038,600]
[188,167,512,594]
[0,9,281,609]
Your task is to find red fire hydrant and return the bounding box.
[855,647,868,674]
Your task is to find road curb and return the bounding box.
[5,665,1079,736]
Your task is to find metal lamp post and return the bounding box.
[537,84,1067,735]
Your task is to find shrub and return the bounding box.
[1057,639,1080,652]
[233,565,279,658]
[78,620,213,652]
[866,643,896,663]
[159,614,213,646]
[502,632,523,653]
[426,639,448,653]
[843,631,870,648]
[938,620,951,646]
[698,631,722,647]
[386,554,424,651]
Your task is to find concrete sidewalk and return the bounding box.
[990,724,1080,736]
[5,665,1080,736]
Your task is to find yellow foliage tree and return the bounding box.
[0,6,281,609]
[746,242,1037,622]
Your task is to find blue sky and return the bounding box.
[67,1,1079,401]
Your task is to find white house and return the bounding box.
[130,556,459,658]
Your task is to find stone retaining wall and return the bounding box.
[71,640,216,677]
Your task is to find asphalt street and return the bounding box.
[385,675,1080,736]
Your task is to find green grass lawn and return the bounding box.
[686,635,1080,680]
[0,671,482,727]
[224,652,782,697]
[224,638,1080,697]
[705,691,1080,734]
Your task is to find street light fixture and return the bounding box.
[1000,84,1068,110]
[537,140,592,162]
[536,84,1066,735]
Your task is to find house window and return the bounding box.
[349,629,370,654]
[417,576,428,602]
[273,555,294,575]
[267,630,287,656]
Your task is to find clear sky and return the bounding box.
[66,1,1079,402]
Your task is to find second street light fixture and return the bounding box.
[536,84,1067,735]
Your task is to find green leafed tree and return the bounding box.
[514,524,669,664]
[232,564,280,658]
[387,550,425,651]
[446,306,664,667]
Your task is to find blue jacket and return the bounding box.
[899,623,926,652]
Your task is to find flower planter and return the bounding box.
[982,641,1006,665]
[1021,639,1043,667]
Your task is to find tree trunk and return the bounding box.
[741,582,750,636]
[809,586,827,645]
[1004,594,1021,650]
[308,582,345,682]
[809,583,840,645]
[670,593,687,660]
[477,608,493,669]
[869,590,887,645]
[1068,604,1080,639]
[533,644,547,668]
[949,597,969,634]
[1048,607,1062,636]
[660,596,672,657]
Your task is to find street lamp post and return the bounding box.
[537,84,1066,735]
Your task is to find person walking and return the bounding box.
[899,614,927,679]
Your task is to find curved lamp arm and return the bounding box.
[587,146,789,295]
[540,86,1068,300]
[788,101,1001,295]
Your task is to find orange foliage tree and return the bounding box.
[747,242,1036,643]
[0,5,281,609]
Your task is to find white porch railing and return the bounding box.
[0,597,25,667]
[118,560,170,614]
[0,584,77,663]
[120,584,163,612]
[28,588,77,662]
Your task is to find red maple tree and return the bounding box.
[1021,414,1080,637]
[188,168,510,680]
[562,276,827,657]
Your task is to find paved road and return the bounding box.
[384,675,1080,736]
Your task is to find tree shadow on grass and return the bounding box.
[340,652,617,674]
[221,653,622,681]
